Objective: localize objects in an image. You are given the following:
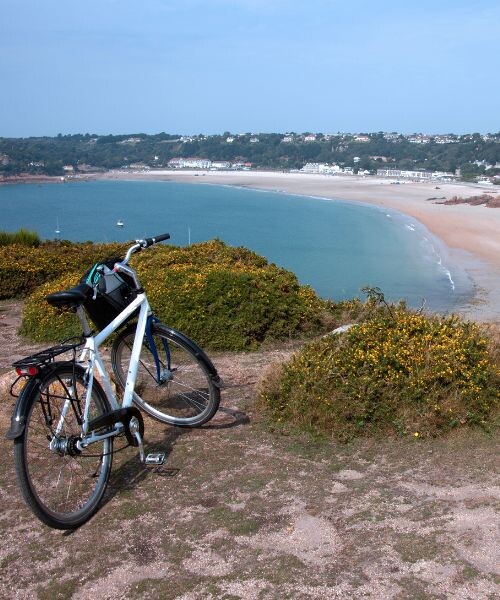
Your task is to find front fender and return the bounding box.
[157,324,223,388]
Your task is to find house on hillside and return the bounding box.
[118,137,143,145]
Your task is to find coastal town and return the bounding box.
[1,130,499,186]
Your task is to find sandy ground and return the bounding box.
[0,300,499,599]
[100,170,500,322]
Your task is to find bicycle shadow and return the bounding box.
[61,403,249,535]
[103,405,248,502]
[105,426,186,498]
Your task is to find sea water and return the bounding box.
[0,180,473,312]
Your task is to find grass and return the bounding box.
[0,228,40,247]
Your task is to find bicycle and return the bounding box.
[6,233,222,529]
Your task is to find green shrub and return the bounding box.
[0,229,40,247]
[0,241,128,299]
[20,272,82,342]
[20,240,347,350]
[260,307,499,440]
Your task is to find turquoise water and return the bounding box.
[0,180,473,311]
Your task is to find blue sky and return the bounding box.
[1,0,498,136]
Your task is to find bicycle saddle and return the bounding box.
[46,283,93,308]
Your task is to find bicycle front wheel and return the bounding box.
[111,323,220,426]
[13,363,113,529]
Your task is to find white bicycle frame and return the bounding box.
[55,276,152,451]
[48,235,173,455]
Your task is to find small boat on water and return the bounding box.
[116,219,124,227]
[55,218,61,236]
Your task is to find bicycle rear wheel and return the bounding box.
[111,323,220,426]
[13,363,113,529]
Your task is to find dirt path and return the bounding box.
[0,303,498,599]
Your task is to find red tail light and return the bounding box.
[16,366,39,377]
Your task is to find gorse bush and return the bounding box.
[19,240,345,350]
[0,229,41,248]
[20,273,83,342]
[0,241,127,299]
[260,306,499,440]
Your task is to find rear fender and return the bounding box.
[5,375,41,440]
[5,361,79,440]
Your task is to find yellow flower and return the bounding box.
[413,432,420,437]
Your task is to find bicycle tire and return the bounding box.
[13,363,113,529]
[111,322,220,427]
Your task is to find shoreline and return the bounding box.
[102,169,500,322]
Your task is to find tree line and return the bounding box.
[0,132,498,180]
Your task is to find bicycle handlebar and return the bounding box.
[119,233,171,265]
[142,233,170,247]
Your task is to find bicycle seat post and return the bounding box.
[76,306,93,337]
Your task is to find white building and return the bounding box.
[377,168,454,180]
[377,169,431,179]
[210,161,232,170]
[301,163,320,173]
[181,158,212,169]
[168,158,184,168]
[301,163,343,174]
[407,135,432,144]
[168,157,212,169]
[431,171,456,180]
[232,162,252,170]
[434,136,458,144]
[118,137,142,145]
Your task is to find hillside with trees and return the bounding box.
[0,131,499,181]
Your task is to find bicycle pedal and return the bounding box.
[144,452,166,466]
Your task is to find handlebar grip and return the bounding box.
[143,233,170,248]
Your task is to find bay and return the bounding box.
[0,180,473,312]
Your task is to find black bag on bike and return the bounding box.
[81,259,138,330]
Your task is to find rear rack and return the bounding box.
[12,339,84,369]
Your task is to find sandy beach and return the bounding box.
[100,169,500,321]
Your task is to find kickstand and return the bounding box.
[134,431,145,463]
